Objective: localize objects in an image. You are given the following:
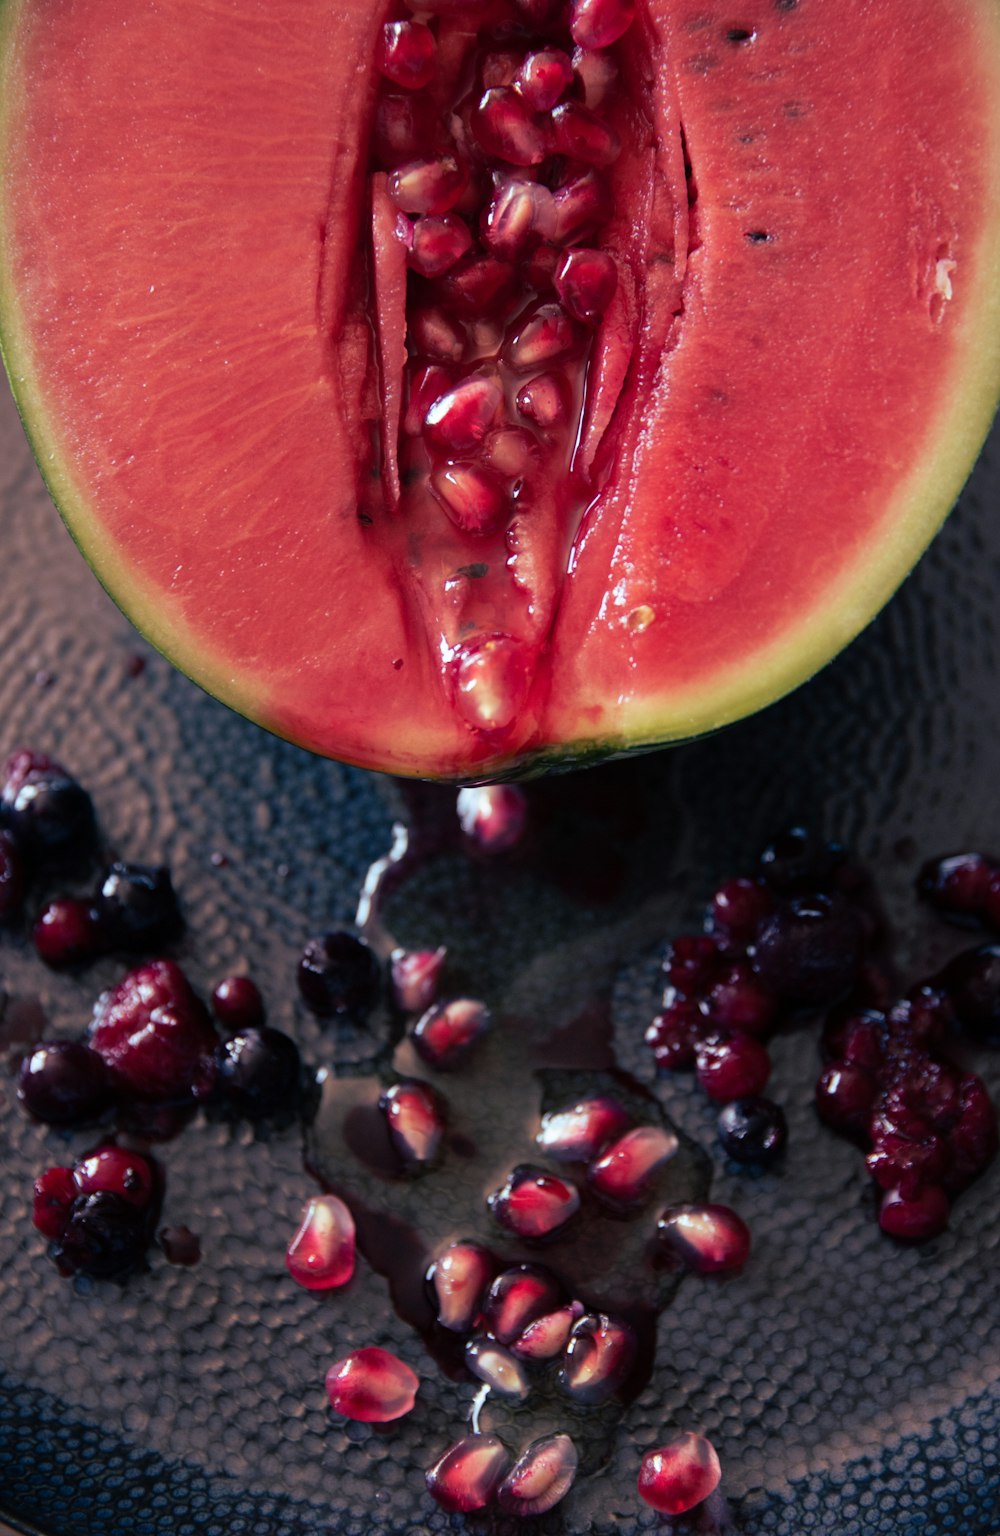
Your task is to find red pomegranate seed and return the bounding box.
[285,1193,356,1290]
[645,997,705,1071]
[551,168,613,245]
[32,1165,76,1238]
[497,1434,579,1516]
[473,88,548,167]
[823,1009,885,1070]
[380,1078,447,1167]
[425,1434,510,1513]
[558,1312,637,1404]
[409,306,466,363]
[405,214,473,278]
[391,946,447,1013]
[554,247,618,324]
[569,0,636,49]
[427,1239,494,1332]
[453,634,532,734]
[709,876,774,948]
[373,93,440,168]
[440,254,517,313]
[535,1095,632,1162]
[488,1164,581,1239]
[481,47,522,89]
[464,1337,531,1399]
[815,1062,878,1142]
[73,1145,155,1208]
[432,464,508,534]
[706,964,778,1036]
[482,178,557,260]
[516,371,569,429]
[376,20,436,90]
[483,1264,562,1344]
[572,45,619,108]
[456,784,528,852]
[588,1124,679,1206]
[522,241,559,292]
[638,1433,722,1516]
[516,48,574,111]
[483,427,536,478]
[511,1301,584,1359]
[917,852,993,915]
[211,975,265,1030]
[656,1203,752,1275]
[325,1347,419,1423]
[879,1183,950,1242]
[505,304,579,371]
[411,996,491,1069]
[403,364,454,433]
[695,1031,771,1103]
[550,102,621,167]
[388,156,468,216]
[664,933,724,993]
[425,375,502,453]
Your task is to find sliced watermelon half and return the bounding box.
[1,0,999,780]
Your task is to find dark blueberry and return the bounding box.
[96,862,184,950]
[214,1026,302,1120]
[17,1039,116,1125]
[917,852,993,918]
[88,959,218,1100]
[298,930,382,1022]
[752,893,863,1006]
[935,945,1000,1040]
[50,1190,151,1278]
[32,897,103,968]
[716,1095,787,1164]
[0,828,26,921]
[0,748,97,867]
[211,975,265,1030]
[757,827,845,893]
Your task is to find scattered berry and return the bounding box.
[214,1026,302,1120]
[286,1194,356,1291]
[716,1096,788,1165]
[638,1432,722,1516]
[325,1347,418,1422]
[298,930,382,1022]
[17,1039,115,1125]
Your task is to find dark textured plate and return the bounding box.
[1,378,999,1536]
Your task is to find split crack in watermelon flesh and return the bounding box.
[0,0,999,779]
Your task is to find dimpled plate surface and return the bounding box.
[0,378,999,1536]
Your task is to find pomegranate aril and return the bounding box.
[405,213,472,277]
[558,1312,637,1404]
[482,178,557,260]
[391,946,446,1013]
[425,375,502,453]
[380,1078,447,1167]
[432,464,508,535]
[696,1031,771,1103]
[376,20,436,90]
[211,975,265,1030]
[535,1095,632,1162]
[516,372,569,430]
[473,88,548,167]
[480,48,522,89]
[946,1073,999,1191]
[815,1062,878,1142]
[511,1301,584,1359]
[516,49,574,111]
[425,1434,510,1513]
[483,427,536,478]
[453,633,531,733]
[325,1347,418,1423]
[917,851,993,916]
[411,996,491,1069]
[646,997,705,1071]
[588,1124,679,1206]
[551,102,621,167]
[440,254,516,314]
[464,1336,531,1399]
[656,1203,752,1275]
[427,1239,494,1332]
[497,1434,578,1517]
[879,1183,950,1242]
[708,877,774,949]
[456,784,528,852]
[706,964,778,1036]
[570,0,635,48]
[388,156,468,216]
[411,307,464,367]
[553,247,618,324]
[488,1164,580,1239]
[664,933,723,993]
[483,1263,562,1344]
[638,1433,722,1516]
[825,1009,885,1070]
[573,45,619,109]
[285,1193,356,1290]
[73,1145,156,1209]
[522,241,559,292]
[32,1165,76,1239]
[373,93,441,169]
[33,897,103,968]
[505,304,579,371]
[404,364,454,434]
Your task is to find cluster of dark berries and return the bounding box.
[647,828,871,1163]
[0,748,99,919]
[32,1144,162,1280]
[34,861,183,969]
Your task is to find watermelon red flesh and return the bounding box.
[1,0,999,780]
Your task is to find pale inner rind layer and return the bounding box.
[1,0,999,779]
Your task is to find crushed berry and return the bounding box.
[88,959,218,1101]
[752,893,862,1006]
[50,1190,153,1279]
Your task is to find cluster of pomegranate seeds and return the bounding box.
[368,0,636,736]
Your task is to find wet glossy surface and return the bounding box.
[0,382,999,1534]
